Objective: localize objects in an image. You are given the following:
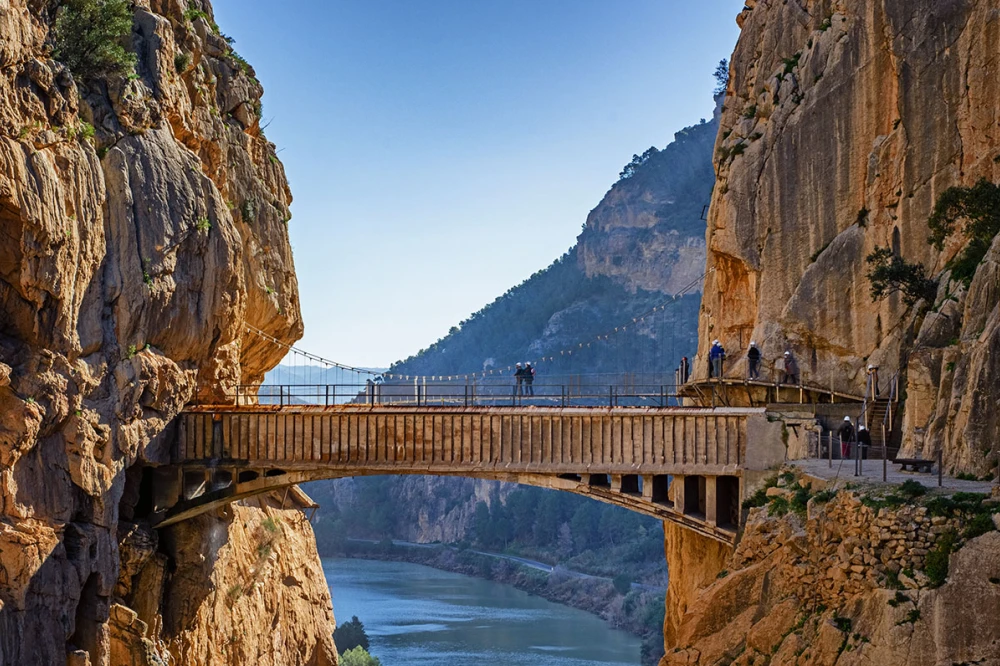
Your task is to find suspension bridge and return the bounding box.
[150,304,899,545]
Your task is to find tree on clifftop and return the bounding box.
[713,58,729,96]
[52,0,137,79]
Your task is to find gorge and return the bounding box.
[3,1,1000,666]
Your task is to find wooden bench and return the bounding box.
[895,458,934,473]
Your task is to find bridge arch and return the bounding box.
[151,403,787,544]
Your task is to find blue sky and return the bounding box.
[212,0,742,367]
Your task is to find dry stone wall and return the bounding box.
[660,477,1000,666]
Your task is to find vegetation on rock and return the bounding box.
[52,0,137,78]
[928,178,1000,285]
[339,647,382,666]
[865,247,937,307]
[334,615,370,653]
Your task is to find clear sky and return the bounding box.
[212,0,742,368]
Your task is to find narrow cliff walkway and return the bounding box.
[792,458,999,494]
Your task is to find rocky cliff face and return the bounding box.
[0,1,335,664]
[697,0,1000,474]
[660,481,1000,666]
[578,117,718,296]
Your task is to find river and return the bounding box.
[324,558,642,665]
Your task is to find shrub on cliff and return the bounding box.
[865,247,937,307]
[334,616,370,653]
[928,178,1000,285]
[339,647,381,666]
[52,0,137,79]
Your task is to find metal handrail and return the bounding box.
[228,382,692,409]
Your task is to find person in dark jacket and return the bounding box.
[680,356,690,384]
[747,341,761,380]
[524,362,535,396]
[513,363,524,396]
[709,340,726,379]
[857,424,872,459]
[838,416,855,458]
[782,351,799,385]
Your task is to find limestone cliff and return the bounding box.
[659,480,1000,666]
[0,1,335,664]
[696,0,1000,474]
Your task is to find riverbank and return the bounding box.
[325,539,666,666]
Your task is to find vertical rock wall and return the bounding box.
[697,0,1000,474]
[0,1,335,664]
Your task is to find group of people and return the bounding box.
[513,362,536,396]
[707,340,801,384]
[836,415,873,458]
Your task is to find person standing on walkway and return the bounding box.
[709,340,726,379]
[782,351,799,385]
[839,416,855,459]
[867,364,880,398]
[747,341,761,380]
[680,356,690,384]
[857,424,872,459]
[513,363,524,396]
[524,362,535,396]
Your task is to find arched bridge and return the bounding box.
[151,399,790,544]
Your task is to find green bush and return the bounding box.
[928,179,1000,286]
[613,573,632,596]
[53,0,137,79]
[963,512,996,540]
[175,52,191,73]
[334,616,370,653]
[898,480,927,500]
[865,247,937,307]
[925,531,956,587]
[339,647,381,666]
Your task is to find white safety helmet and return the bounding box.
[844,416,851,421]
[784,351,791,356]
[713,339,720,345]
[858,425,866,431]
[750,341,757,347]
[526,362,532,366]
[515,362,522,367]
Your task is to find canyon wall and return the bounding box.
[698,0,1000,474]
[660,479,1000,666]
[0,1,335,664]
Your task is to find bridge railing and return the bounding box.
[232,379,689,408]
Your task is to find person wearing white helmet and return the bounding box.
[839,415,856,458]
[747,341,761,380]
[709,339,726,379]
[513,363,524,397]
[524,362,535,396]
[857,424,872,459]
[781,350,799,385]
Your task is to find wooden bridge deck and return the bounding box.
[176,404,764,475]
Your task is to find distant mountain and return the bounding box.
[385,111,718,382]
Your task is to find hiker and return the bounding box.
[857,424,872,459]
[782,351,799,385]
[709,340,726,379]
[747,341,761,380]
[524,362,535,396]
[838,416,855,459]
[513,363,524,396]
[867,364,880,398]
[680,356,690,384]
